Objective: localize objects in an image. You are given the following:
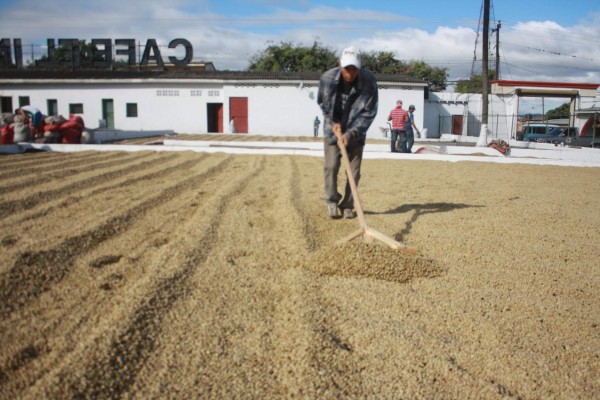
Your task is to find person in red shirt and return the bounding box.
[387,100,409,153]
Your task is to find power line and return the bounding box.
[502,41,597,62]
[497,21,600,45]
[501,59,598,81]
[501,57,599,73]
[499,47,513,80]
[501,62,579,81]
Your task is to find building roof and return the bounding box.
[576,106,600,115]
[0,68,427,86]
[491,80,600,90]
[491,79,600,97]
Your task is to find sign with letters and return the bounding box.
[0,38,194,68]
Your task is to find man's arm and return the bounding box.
[317,70,336,137]
[411,118,420,134]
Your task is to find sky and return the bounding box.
[1,0,599,91]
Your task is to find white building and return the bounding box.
[2,69,598,142]
[424,81,600,142]
[0,69,427,139]
[491,80,600,140]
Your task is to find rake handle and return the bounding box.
[333,127,417,255]
[333,127,368,230]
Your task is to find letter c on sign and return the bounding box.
[168,38,193,66]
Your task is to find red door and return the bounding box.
[229,97,248,134]
[217,104,223,133]
[452,115,463,135]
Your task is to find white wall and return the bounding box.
[5,78,598,141]
[224,83,323,137]
[424,93,472,138]
[424,92,519,141]
[1,79,426,137]
[1,82,227,133]
[376,87,425,139]
[223,82,425,138]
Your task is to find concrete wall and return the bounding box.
[1,79,426,138]
[222,82,426,138]
[377,87,425,139]
[4,78,599,142]
[1,82,216,133]
[424,92,518,141]
[223,83,323,136]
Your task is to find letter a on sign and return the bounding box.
[140,39,164,67]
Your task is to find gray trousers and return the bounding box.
[323,140,364,210]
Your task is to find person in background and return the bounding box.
[229,117,237,134]
[313,116,321,137]
[387,100,409,153]
[17,105,44,139]
[405,104,421,153]
[317,46,378,219]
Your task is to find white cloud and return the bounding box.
[1,1,598,84]
[493,18,600,82]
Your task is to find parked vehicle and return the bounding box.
[521,123,560,142]
[561,127,600,148]
[522,124,560,143]
[526,126,600,148]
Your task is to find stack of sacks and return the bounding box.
[1,113,15,144]
[43,115,66,143]
[43,114,86,144]
[11,114,31,143]
[62,114,85,143]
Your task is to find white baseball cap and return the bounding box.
[340,46,361,69]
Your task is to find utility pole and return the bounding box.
[492,20,501,80]
[482,0,490,125]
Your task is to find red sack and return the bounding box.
[58,120,82,131]
[61,128,82,144]
[1,125,15,145]
[44,123,61,132]
[71,115,85,128]
[68,114,85,129]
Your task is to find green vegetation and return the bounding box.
[248,41,338,73]
[546,102,570,119]
[455,70,496,93]
[248,42,448,92]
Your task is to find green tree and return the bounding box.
[407,60,448,92]
[455,70,496,93]
[346,51,448,91]
[36,40,98,67]
[248,41,337,72]
[546,103,570,119]
[249,44,448,91]
[361,51,406,74]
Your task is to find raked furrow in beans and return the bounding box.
[14,153,207,224]
[68,157,266,399]
[0,156,233,319]
[0,152,151,196]
[0,152,163,219]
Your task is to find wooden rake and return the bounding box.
[333,128,417,256]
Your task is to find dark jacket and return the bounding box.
[317,67,378,147]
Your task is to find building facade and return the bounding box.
[0,69,427,139]
[2,69,598,142]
